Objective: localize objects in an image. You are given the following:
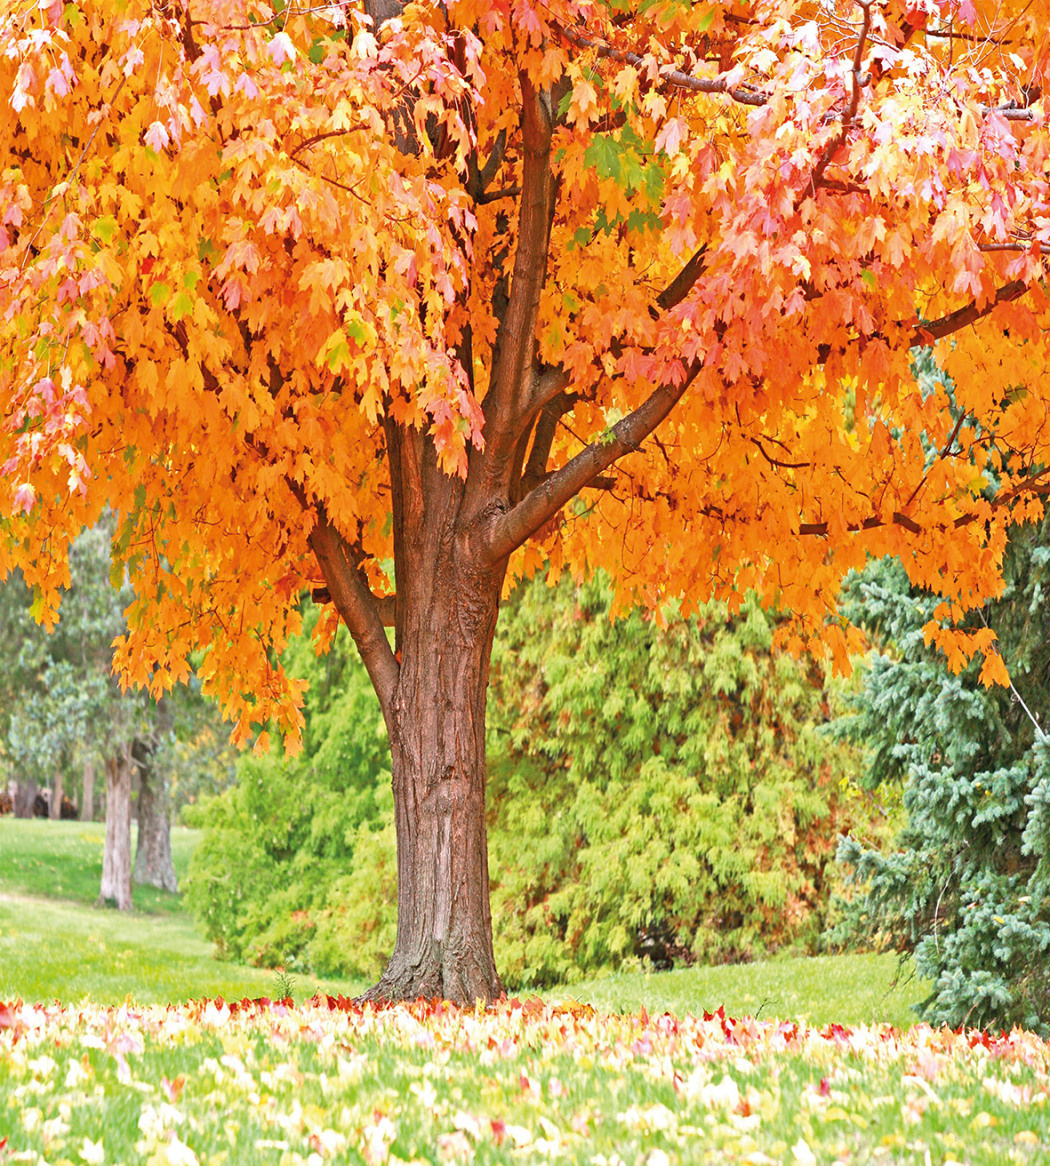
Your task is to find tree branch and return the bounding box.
[468,73,559,504]
[910,280,1029,344]
[518,391,578,498]
[556,24,768,107]
[312,586,395,626]
[483,361,700,564]
[556,22,1036,120]
[802,0,872,205]
[308,509,399,724]
[655,246,708,312]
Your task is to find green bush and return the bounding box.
[183,605,392,974]
[486,576,875,987]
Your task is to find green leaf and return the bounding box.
[149,282,171,307]
[860,269,876,289]
[91,216,118,245]
[170,291,194,321]
[583,135,623,182]
[183,271,202,290]
[697,7,717,33]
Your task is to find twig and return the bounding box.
[803,0,872,204]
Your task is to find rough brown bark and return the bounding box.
[358,552,505,1005]
[80,757,95,822]
[99,751,133,910]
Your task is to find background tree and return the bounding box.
[832,514,1050,1034]
[4,0,1050,999]
[0,524,185,905]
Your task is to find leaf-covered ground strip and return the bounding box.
[2,998,1048,1165]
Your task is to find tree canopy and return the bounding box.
[3,0,1049,736]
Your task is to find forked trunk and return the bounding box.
[359,536,505,1004]
[99,751,133,910]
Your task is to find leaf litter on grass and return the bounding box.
[1,996,1049,1164]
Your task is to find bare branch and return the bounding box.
[910,280,1029,344]
[798,511,921,536]
[802,0,872,204]
[556,21,1037,121]
[312,586,396,626]
[308,510,399,724]
[556,24,768,107]
[656,246,708,312]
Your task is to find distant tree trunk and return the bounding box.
[81,758,95,822]
[99,751,133,910]
[133,700,177,892]
[12,779,37,819]
[49,769,63,821]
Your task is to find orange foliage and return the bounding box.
[2,0,1050,741]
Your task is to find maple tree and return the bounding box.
[3,0,1050,1002]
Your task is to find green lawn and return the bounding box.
[559,950,925,1031]
[0,817,928,1026]
[0,817,364,1005]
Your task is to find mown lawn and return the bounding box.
[0,818,364,1005]
[0,817,927,1025]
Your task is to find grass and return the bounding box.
[0,818,365,1006]
[0,818,929,1032]
[560,950,926,1031]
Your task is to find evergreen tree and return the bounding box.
[833,517,1050,1033]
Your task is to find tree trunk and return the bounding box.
[49,768,63,821]
[361,563,504,1005]
[133,725,177,892]
[12,779,37,819]
[317,434,508,1005]
[81,757,95,822]
[99,751,133,910]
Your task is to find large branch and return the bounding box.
[469,73,558,500]
[910,280,1029,344]
[309,510,399,724]
[483,362,700,564]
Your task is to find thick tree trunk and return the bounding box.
[49,769,63,821]
[361,583,504,1003]
[81,758,95,822]
[99,752,133,910]
[133,734,177,892]
[345,468,506,1005]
